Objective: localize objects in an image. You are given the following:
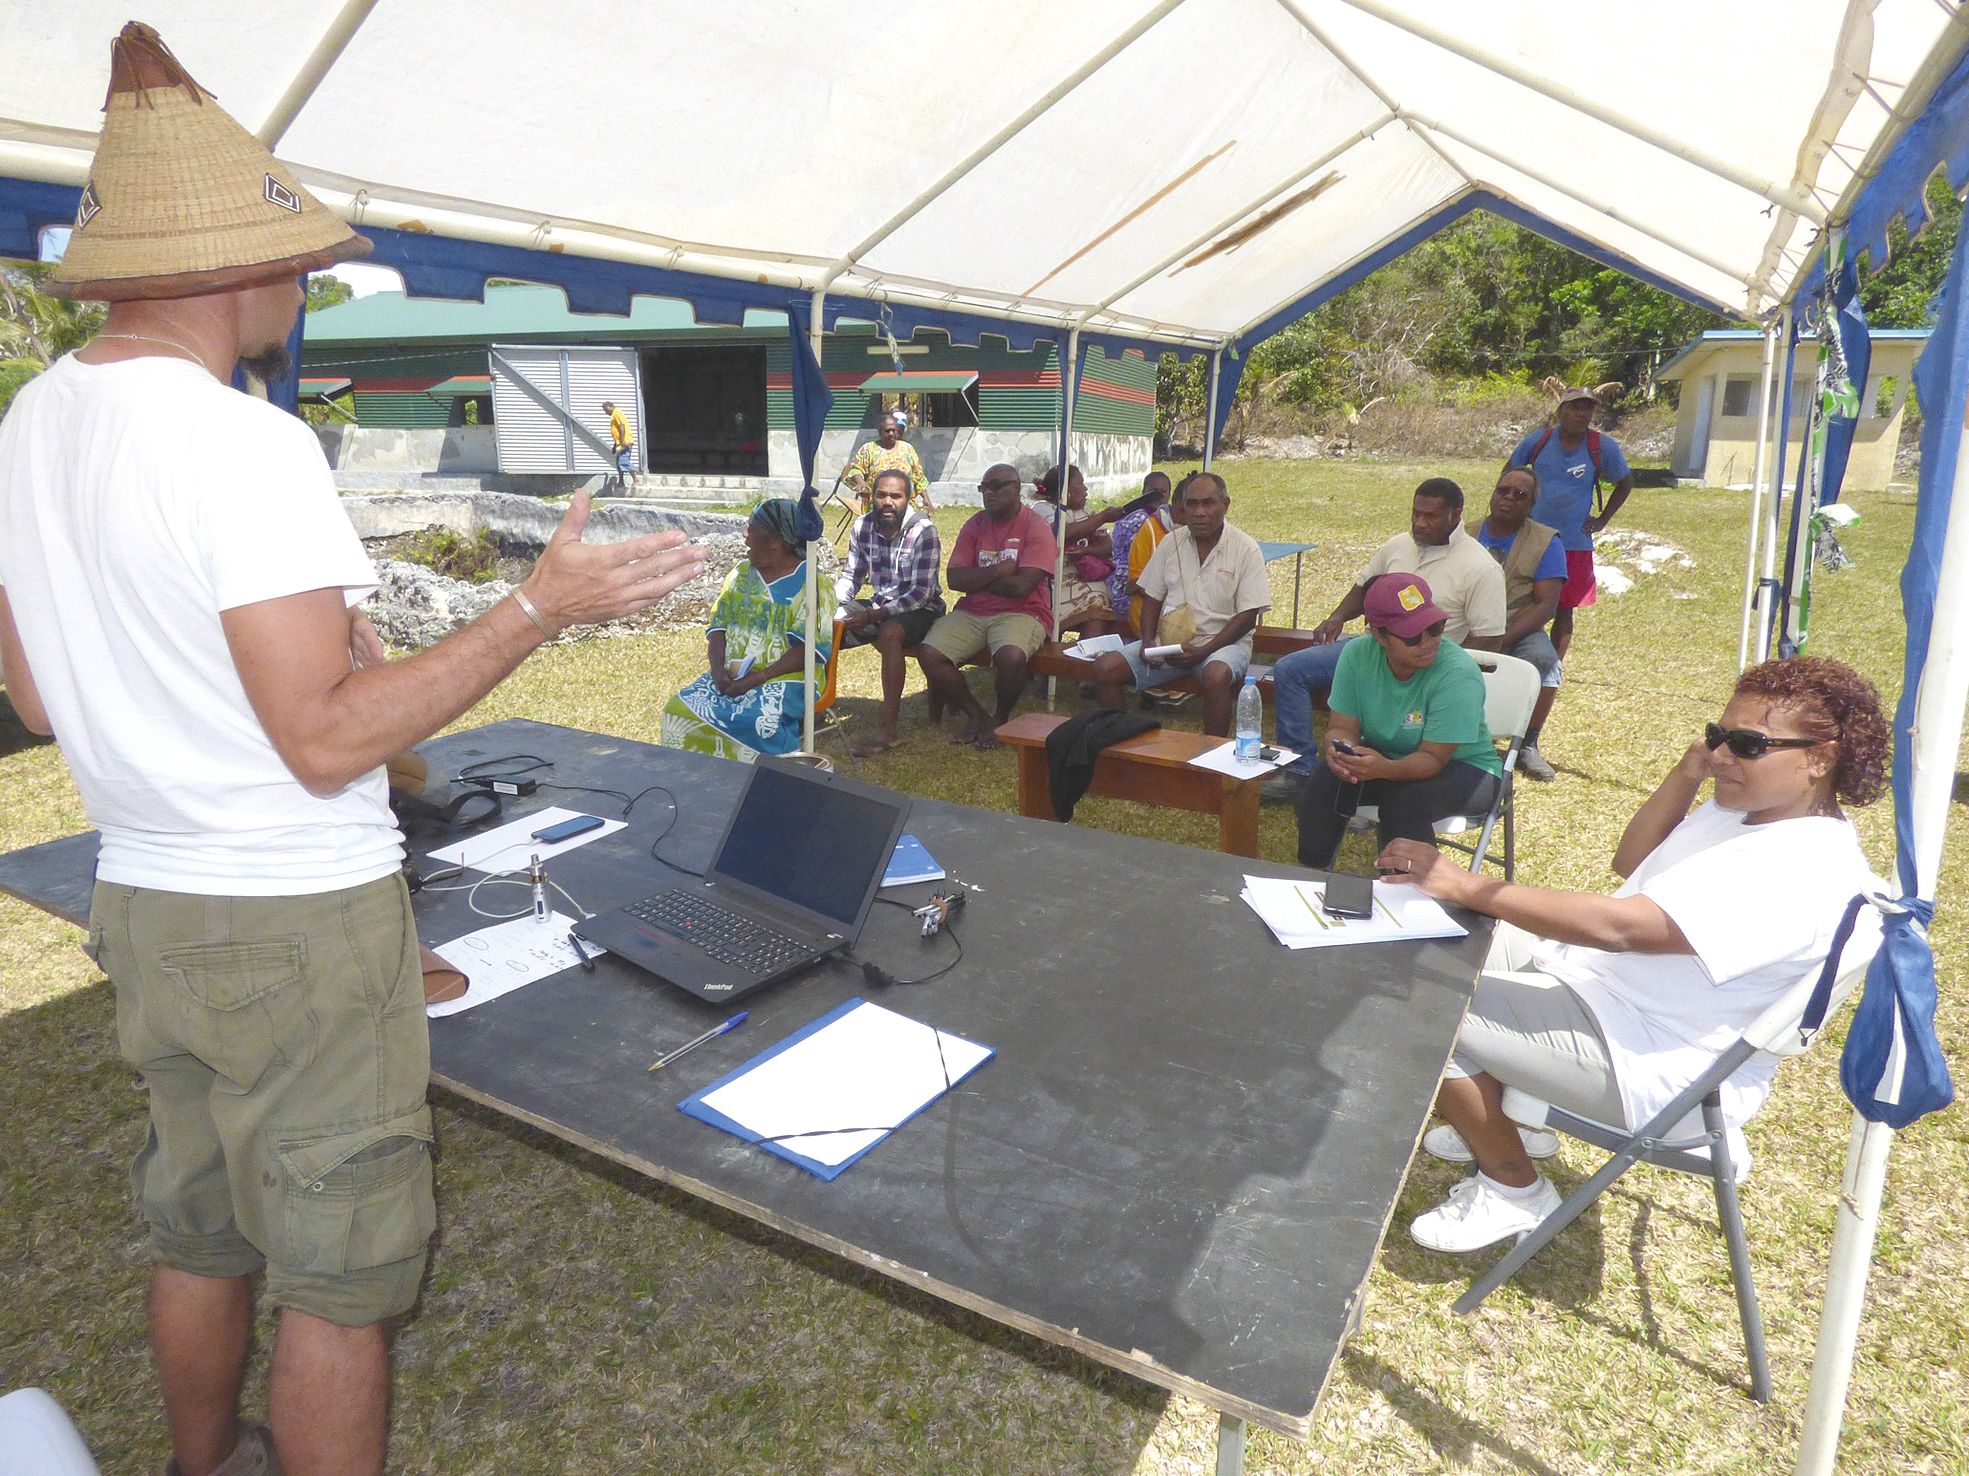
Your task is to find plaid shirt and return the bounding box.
[836,509,943,614]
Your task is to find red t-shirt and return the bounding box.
[950,504,1058,624]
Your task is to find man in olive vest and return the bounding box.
[1468,468,1565,780]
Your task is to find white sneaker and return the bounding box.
[1410,1174,1562,1253]
[1422,1123,1560,1163]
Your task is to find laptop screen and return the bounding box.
[712,763,904,930]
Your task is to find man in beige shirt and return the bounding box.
[1267,476,1505,801]
[1089,472,1271,735]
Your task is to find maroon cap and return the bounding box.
[1364,573,1447,639]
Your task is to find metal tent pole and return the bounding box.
[1796,376,1969,1475]
[1738,319,1781,669]
[802,289,823,755]
[1049,327,1080,711]
[1203,347,1222,471]
[1754,307,1796,661]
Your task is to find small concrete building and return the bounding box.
[1656,327,1926,491]
[300,285,1155,500]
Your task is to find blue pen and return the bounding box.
[648,1010,748,1072]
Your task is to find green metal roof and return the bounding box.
[859,371,978,393]
[304,283,789,347]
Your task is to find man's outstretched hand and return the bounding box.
[518,490,707,632]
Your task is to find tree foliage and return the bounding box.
[0,261,105,415]
[1859,172,1961,328]
[305,273,354,314]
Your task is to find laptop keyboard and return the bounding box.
[625,889,811,975]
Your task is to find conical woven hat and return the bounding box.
[51,22,371,301]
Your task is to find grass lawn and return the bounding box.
[3,456,1964,1474]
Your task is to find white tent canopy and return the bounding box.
[2,1,1965,345]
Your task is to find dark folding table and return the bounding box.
[0,717,1486,1473]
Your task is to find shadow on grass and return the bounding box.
[0,688,53,759]
[1342,1347,1571,1476]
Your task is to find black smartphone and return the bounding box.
[1322,872,1375,919]
[531,814,605,844]
[1328,739,1359,756]
[1258,744,1280,761]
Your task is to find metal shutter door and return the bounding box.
[562,347,640,474]
[490,345,577,472]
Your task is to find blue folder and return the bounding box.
[678,997,994,1180]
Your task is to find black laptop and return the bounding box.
[575,758,909,1002]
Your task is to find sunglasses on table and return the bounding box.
[1704,722,1827,760]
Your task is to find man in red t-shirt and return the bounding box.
[916,462,1058,748]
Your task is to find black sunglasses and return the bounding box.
[1388,620,1447,648]
[980,477,1022,491]
[1704,722,1827,760]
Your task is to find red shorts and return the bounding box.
[1561,549,1598,609]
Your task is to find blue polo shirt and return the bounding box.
[1473,519,1568,583]
[1508,429,1632,550]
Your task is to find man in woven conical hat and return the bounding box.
[0,25,704,1476]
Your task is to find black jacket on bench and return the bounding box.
[1043,709,1162,821]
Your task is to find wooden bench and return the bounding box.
[905,623,1326,718]
[994,711,1263,857]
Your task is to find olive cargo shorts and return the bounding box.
[89,872,436,1326]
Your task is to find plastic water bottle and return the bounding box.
[1234,674,1263,761]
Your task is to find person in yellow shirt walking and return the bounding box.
[602,399,637,494]
[843,412,932,512]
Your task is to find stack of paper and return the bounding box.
[1062,632,1125,661]
[1187,739,1298,779]
[1241,873,1467,949]
[427,911,603,1017]
[680,999,994,1179]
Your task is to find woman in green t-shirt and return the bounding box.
[1294,572,1502,868]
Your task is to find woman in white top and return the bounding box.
[1380,656,1889,1252]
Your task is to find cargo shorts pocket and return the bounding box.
[156,937,311,1093]
[276,1106,436,1277]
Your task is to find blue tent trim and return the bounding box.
[1208,187,1744,444]
[1792,47,1969,306]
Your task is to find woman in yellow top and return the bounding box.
[843,413,932,512]
[1125,471,1190,634]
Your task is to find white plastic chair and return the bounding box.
[0,1388,100,1476]
[1351,649,1541,878]
[1453,928,1884,1403]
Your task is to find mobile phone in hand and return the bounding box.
[1329,739,1359,756]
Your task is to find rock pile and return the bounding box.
[364,531,840,650]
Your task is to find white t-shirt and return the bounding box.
[0,355,402,895]
[1358,526,1507,644]
[1530,800,1882,1164]
[1140,524,1272,653]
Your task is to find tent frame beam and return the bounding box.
[1401,109,1770,306]
[1333,0,1830,225]
[814,0,1190,294]
[254,0,384,148]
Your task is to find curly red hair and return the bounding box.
[1734,656,1889,806]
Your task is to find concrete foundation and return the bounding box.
[339,491,744,548]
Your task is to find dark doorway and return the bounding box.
[640,345,768,475]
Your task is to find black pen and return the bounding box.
[567,930,595,973]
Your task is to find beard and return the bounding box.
[240,344,293,383]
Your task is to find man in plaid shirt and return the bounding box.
[835,468,945,755]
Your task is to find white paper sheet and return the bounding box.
[1240,874,1467,950]
[1186,739,1298,780]
[424,806,625,873]
[1062,632,1125,661]
[426,910,603,1017]
[695,1001,993,1167]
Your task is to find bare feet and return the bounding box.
[954,721,997,749]
[852,734,903,758]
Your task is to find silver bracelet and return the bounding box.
[510,588,559,640]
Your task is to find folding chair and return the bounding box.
[1350,649,1540,878]
[1452,931,1883,1402]
[806,618,852,751]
